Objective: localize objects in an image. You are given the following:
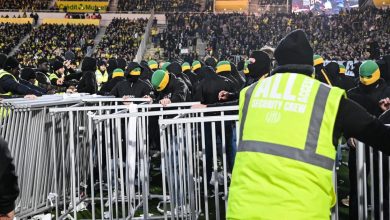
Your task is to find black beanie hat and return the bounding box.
[166,62,182,76]
[107,58,117,75]
[21,68,36,81]
[51,60,64,72]
[98,59,107,67]
[0,53,7,68]
[3,57,19,70]
[205,57,218,69]
[248,50,271,77]
[325,62,340,78]
[81,57,97,72]
[117,58,127,70]
[274,29,313,66]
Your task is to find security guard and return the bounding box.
[95,60,108,89]
[227,30,390,220]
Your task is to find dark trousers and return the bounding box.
[204,122,234,184]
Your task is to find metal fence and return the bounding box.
[1,96,389,219]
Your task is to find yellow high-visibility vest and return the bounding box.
[227,73,345,220]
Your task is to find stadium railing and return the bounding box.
[1,96,389,219]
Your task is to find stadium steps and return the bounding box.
[143,24,167,60]
[89,26,107,56]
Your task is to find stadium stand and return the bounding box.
[160,8,389,62]
[0,23,32,55]
[0,0,50,10]
[94,18,148,60]
[15,24,98,67]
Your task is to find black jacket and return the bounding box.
[77,71,97,94]
[19,79,47,94]
[348,79,390,117]
[156,74,190,102]
[315,65,337,86]
[272,64,390,151]
[110,78,154,98]
[194,67,236,105]
[98,76,126,95]
[0,74,43,96]
[0,137,19,215]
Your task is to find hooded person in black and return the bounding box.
[346,60,390,220]
[324,62,342,88]
[337,63,356,91]
[193,65,237,183]
[246,50,271,86]
[166,62,193,98]
[194,66,236,105]
[313,54,337,86]
[181,62,198,87]
[110,62,155,99]
[205,57,217,70]
[117,58,127,71]
[215,61,240,93]
[99,59,126,95]
[77,57,98,94]
[151,69,191,104]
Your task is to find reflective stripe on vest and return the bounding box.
[239,75,334,171]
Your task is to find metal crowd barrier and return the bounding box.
[0,95,101,218]
[2,95,389,219]
[48,101,200,220]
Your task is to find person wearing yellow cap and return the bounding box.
[110,62,154,99]
[215,61,242,91]
[98,68,126,95]
[191,60,202,74]
[148,60,158,71]
[313,54,335,86]
[182,62,198,86]
[151,69,190,106]
[346,60,390,220]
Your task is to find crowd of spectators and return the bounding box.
[0,0,49,10]
[162,7,389,62]
[15,24,98,67]
[94,18,147,61]
[117,0,200,12]
[154,13,202,60]
[0,23,32,55]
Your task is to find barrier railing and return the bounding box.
[2,97,389,219]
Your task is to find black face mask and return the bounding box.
[128,75,139,82]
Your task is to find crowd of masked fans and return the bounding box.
[94,18,147,61]
[0,23,32,55]
[14,24,98,67]
[117,0,200,12]
[160,7,389,62]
